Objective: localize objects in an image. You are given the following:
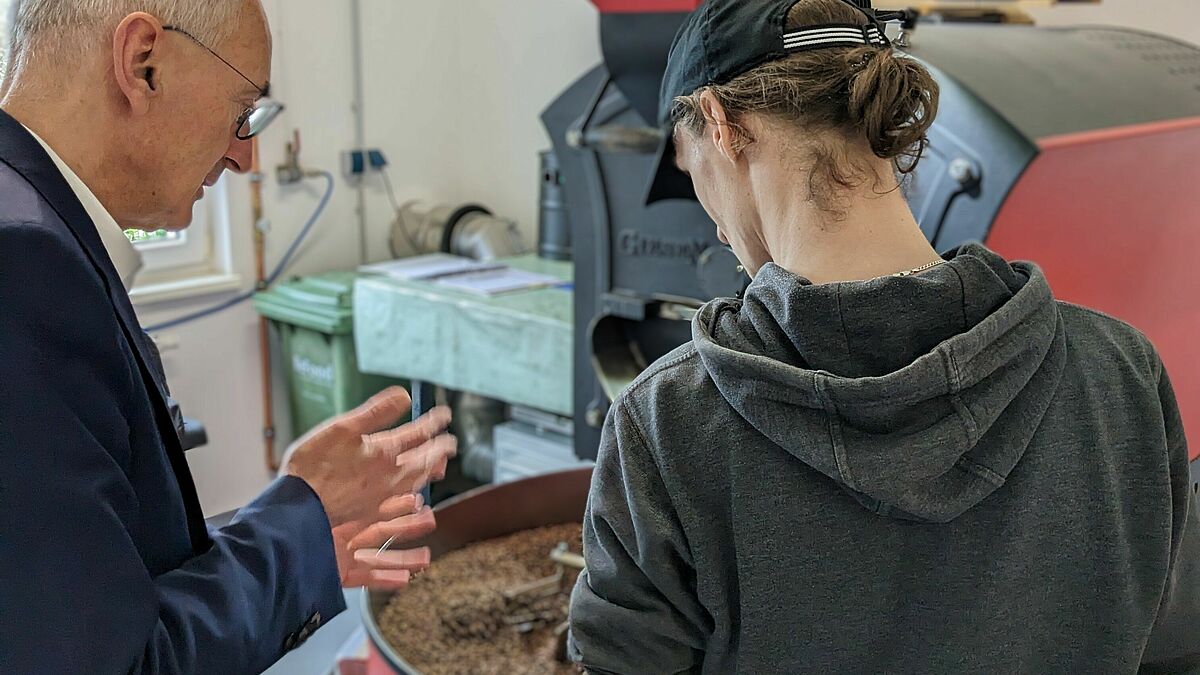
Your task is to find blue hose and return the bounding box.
[145,171,336,333]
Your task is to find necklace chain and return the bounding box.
[894,259,947,278]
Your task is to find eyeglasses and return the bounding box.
[163,25,285,140]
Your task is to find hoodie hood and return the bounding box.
[693,245,1067,523]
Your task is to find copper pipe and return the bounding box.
[251,138,278,471]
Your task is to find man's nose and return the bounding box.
[225,136,254,174]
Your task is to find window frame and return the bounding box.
[128,178,243,305]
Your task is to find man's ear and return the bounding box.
[698,90,742,165]
[112,12,165,116]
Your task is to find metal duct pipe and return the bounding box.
[447,392,506,484]
[538,150,572,261]
[390,200,527,261]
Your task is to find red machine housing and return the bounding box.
[989,118,1200,459]
[582,1,1199,459]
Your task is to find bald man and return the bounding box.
[0,3,455,673]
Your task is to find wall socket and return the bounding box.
[342,149,388,177]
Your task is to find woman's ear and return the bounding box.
[698,90,743,165]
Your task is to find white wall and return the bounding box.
[1028,0,1199,44]
[152,0,1194,516]
[357,0,603,245]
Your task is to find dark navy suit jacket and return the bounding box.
[0,109,346,674]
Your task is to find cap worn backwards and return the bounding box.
[646,0,903,205]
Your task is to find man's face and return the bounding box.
[123,3,272,231]
[674,122,772,277]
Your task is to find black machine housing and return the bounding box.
[542,11,1197,460]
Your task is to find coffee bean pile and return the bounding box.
[441,593,506,640]
[377,523,584,675]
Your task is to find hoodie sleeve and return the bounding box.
[568,398,708,675]
[1140,363,1200,673]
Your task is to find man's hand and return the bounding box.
[332,493,438,589]
[280,387,457,587]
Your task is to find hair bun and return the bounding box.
[845,47,940,171]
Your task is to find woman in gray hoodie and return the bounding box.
[568,0,1199,673]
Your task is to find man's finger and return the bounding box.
[389,435,456,491]
[366,408,452,460]
[395,434,458,471]
[343,568,411,590]
[344,387,413,437]
[390,446,453,497]
[347,507,437,550]
[378,493,423,520]
[354,547,432,570]
[364,407,452,460]
[368,570,412,590]
[426,454,450,483]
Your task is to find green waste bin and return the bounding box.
[254,272,407,438]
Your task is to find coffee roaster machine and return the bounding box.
[356,3,1199,673]
[542,0,1200,472]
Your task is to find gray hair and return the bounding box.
[5,0,245,77]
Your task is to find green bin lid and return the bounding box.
[253,272,359,335]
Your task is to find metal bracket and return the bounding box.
[601,293,649,321]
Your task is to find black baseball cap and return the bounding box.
[645,0,892,204]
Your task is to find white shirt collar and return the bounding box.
[22,125,143,290]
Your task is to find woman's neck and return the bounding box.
[758,164,942,285]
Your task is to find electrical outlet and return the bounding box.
[367,149,388,170]
[342,150,367,177]
[342,148,387,178]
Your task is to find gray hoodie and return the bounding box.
[569,245,1199,674]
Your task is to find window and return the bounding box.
[128,177,241,304]
[126,229,183,246]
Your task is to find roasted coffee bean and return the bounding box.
[378,523,584,675]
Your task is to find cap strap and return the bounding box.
[782,23,890,52]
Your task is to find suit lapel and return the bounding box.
[0,109,210,552]
[137,328,172,396]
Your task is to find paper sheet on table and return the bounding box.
[358,254,502,281]
[434,267,566,296]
